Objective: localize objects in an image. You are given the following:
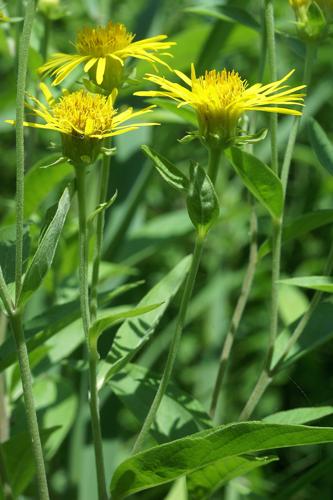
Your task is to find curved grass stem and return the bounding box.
[75,167,108,500]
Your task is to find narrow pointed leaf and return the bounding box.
[18,186,72,306]
[278,276,333,293]
[308,118,333,176]
[142,145,189,193]
[263,406,333,425]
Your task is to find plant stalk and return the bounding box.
[9,312,49,499]
[207,147,222,184]
[132,234,205,453]
[75,167,108,500]
[15,0,36,303]
[265,0,278,174]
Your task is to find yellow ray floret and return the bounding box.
[39,21,175,87]
[136,64,306,145]
[8,83,157,139]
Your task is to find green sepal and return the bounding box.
[186,162,220,238]
[141,145,189,193]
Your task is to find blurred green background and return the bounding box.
[1,0,333,498]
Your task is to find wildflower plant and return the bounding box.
[2,2,333,500]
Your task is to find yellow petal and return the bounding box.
[96,57,106,85]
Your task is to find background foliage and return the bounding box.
[1,0,333,498]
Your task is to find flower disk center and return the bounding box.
[193,69,246,111]
[52,90,114,136]
[76,21,134,57]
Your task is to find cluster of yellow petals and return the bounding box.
[39,21,175,88]
[136,64,305,144]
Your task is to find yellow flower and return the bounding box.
[39,21,175,91]
[136,65,305,147]
[7,84,157,166]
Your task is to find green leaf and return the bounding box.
[110,422,333,499]
[278,276,333,293]
[187,455,277,500]
[263,406,333,425]
[0,281,143,371]
[186,163,220,237]
[2,427,58,495]
[229,147,283,221]
[272,300,333,370]
[0,224,30,284]
[184,6,259,30]
[259,209,333,259]
[141,145,189,193]
[97,256,192,388]
[308,118,333,176]
[18,186,72,306]
[89,303,162,357]
[109,363,212,443]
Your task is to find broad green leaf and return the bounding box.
[272,300,333,371]
[0,224,30,284]
[2,428,57,495]
[89,303,162,356]
[187,455,277,500]
[186,163,220,237]
[263,406,333,425]
[184,6,259,30]
[110,422,333,498]
[259,209,333,259]
[278,276,333,293]
[308,118,333,176]
[142,145,189,193]
[18,186,72,306]
[97,256,192,388]
[0,282,143,371]
[109,363,212,443]
[229,148,283,221]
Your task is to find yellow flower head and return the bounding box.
[136,64,305,147]
[8,84,157,166]
[39,21,175,92]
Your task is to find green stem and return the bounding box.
[91,154,110,322]
[207,147,222,184]
[265,0,278,174]
[132,234,205,453]
[75,167,108,500]
[9,312,49,499]
[15,0,36,304]
[210,208,258,418]
[40,15,50,61]
[238,42,316,420]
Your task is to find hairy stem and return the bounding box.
[265,0,278,174]
[15,0,36,303]
[9,312,49,499]
[132,234,205,453]
[75,167,108,500]
[210,208,258,418]
[207,147,222,184]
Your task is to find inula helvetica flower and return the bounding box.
[39,21,175,91]
[136,65,305,147]
[7,84,156,166]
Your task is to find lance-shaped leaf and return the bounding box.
[229,147,283,221]
[88,303,162,358]
[97,256,192,389]
[110,422,333,499]
[308,118,333,176]
[141,145,189,193]
[186,162,220,237]
[18,186,72,306]
[278,276,333,293]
